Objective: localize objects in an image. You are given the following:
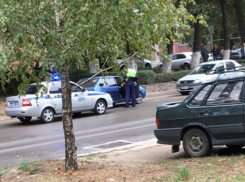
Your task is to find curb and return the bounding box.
[77,138,159,158]
[142,81,176,93]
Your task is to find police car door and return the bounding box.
[70,83,92,110]
[49,82,62,114]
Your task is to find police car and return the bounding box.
[5,80,113,124]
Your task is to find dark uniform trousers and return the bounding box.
[125,81,136,107]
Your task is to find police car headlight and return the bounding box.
[193,79,201,84]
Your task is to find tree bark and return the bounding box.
[55,5,78,171]
[160,36,172,73]
[62,60,78,171]
[191,15,202,69]
[89,59,100,73]
[234,0,245,44]
[160,55,171,73]
[167,39,173,55]
[220,0,230,60]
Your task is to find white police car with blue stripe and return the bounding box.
[5,81,113,124]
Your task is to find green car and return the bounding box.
[154,71,245,157]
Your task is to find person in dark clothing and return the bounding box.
[241,43,245,59]
[121,65,137,108]
[211,44,219,60]
[201,45,209,62]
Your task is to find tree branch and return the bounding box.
[101,57,109,70]
[63,4,70,18]
[9,25,41,38]
[41,24,50,34]
[72,65,114,91]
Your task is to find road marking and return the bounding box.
[83,140,132,149]
[78,138,159,157]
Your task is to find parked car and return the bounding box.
[218,49,242,60]
[77,76,146,105]
[5,81,113,124]
[157,52,193,70]
[154,69,245,157]
[176,60,241,95]
[117,56,152,70]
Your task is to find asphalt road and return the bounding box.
[0,90,185,168]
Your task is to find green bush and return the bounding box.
[236,59,245,64]
[152,67,162,74]
[155,70,190,83]
[137,70,156,85]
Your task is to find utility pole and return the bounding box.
[210,26,214,49]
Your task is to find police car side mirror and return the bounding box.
[99,83,104,87]
[58,88,62,93]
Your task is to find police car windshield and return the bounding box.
[25,84,46,94]
[25,85,38,94]
[77,78,99,88]
[190,64,215,75]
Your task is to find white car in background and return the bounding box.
[158,52,193,70]
[117,56,152,70]
[5,81,113,124]
[176,60,241,95]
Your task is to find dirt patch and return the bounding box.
[2,150,245,182]
[0,100,5,116]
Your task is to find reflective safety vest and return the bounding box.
[126,68,136,78]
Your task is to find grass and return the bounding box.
[18,161,41,175]
[4,153,245,181]
[98,154,107,159]
[176,167,189,180]
[0,97,5,103]
[0,167,8,179]
[235,174,245,181]
[86,154,97,160]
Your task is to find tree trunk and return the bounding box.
[56,6,78,171]
[127,59,137,71]
[220,0,230,60]
[191,15,202,69]
[234,0,245,44]
[160,36,173,73]
[167,39,173,55]
[62,60,78,171]
[160,55,171,73]
[89,59,100,73]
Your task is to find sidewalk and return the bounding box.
[78,139,185,167]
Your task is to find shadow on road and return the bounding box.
[167,146,245,161]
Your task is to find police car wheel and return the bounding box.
[136,92,142,104]
[18,117,32,124]
[94,100,107,115]
[41,108,55,123]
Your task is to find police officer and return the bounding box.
[121,65,137,108]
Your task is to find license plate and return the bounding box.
[10,102,18,107]
[181,86,189,90]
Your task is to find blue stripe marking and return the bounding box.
[27,96,51,100]
[87,93,107,96]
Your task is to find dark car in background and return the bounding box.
[77,76,146,105]
[155,70,245,157]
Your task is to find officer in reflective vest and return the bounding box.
[121,65,137,108]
